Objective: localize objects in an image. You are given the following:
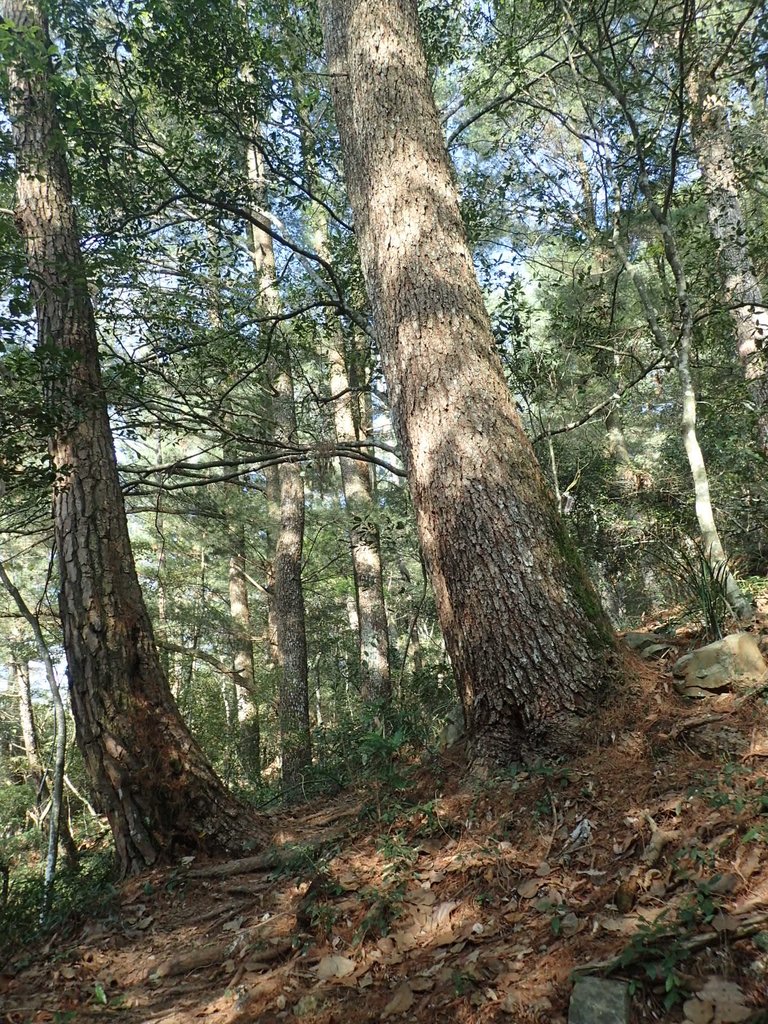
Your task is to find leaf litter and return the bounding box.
[4,638,768,1022]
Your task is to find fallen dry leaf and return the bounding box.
[683,997,714,1024]
[316,955,356,980]
[382,982,414,1017]
[516,878,540,899]
[409,976,434,992]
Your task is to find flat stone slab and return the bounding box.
[622,631,675,659]
[569,977,630,1024]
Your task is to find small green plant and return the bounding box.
[269,842,321,879]
[656,538,736,640]
[451,970,476,995]
[377,830,419,884]
[677,879,721,927]
[308,902,339,936]
[354,885,405,944]
[616,916,689,1010]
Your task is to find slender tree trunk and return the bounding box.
[690,74,768,449]
[609,191,751,618]
[324,313,391,703]
[227,525,261,776]
[7,625,78,870]
[301,117,391,701]
[569,30,752,618]
[14,656,44,806]
[205,234,262,779]
[318,0,618,763]
[244,142,311,795]
[4,0,261,874]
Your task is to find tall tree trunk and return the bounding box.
[317,241,391,700]
[318,0,618,763]
[4,0,261,874]
[690,74,768,449]
[228,524,261,776]
[14,656,44,805]
[244,142,311,795]
[608,185,752,620]
[205,232,261,779]
[300,114,391,701]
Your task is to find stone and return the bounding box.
[622,632,674,658]
[568,977,630,1024]
[672,633,767,698]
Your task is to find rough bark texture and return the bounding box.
[4,0,262,874]
[244,143,311,796]
[690,75,768,448]
[318,0,618,762]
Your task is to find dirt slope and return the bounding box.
[3,644,768,1024]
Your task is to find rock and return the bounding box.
[686,724,748,759]
[437,705,465,749]
[622,632,674,658]
[672,633,767,698]
[568,976,630,1024]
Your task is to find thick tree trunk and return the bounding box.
[4,0,262,874]
[690,75,768,449]
[244,142,311,795]
[318,0,618,763]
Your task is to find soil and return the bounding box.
[3,628,768,1024]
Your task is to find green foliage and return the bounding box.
[0,851,117,965]
[615,914,690,1009]
[0,783,37,834]
[655,539,736,639]
[354,884,406,945]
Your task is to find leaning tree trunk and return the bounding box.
[318,0,618,763]
[690,74,768,450]
[4,0,262,874]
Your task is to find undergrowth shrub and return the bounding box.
[0,850,117,966]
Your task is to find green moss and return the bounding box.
[551,513,615,654]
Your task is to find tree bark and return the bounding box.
[690,73,768,450]
[319,260,391,700]
[300,112,391,701]
[228,524,260,776]
[4,0,262,874]
[243,142,311,795]
[318,0,618,763]
[608,183,752,620]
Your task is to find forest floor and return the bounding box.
[3,630,768,1024]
